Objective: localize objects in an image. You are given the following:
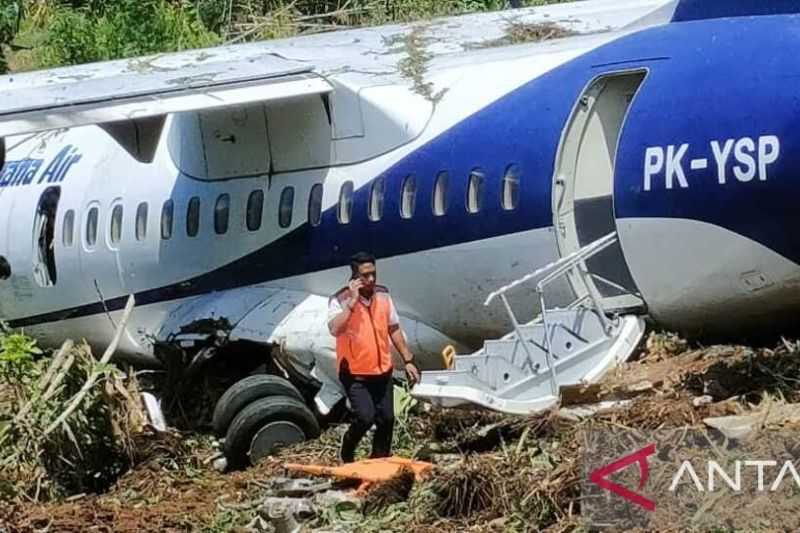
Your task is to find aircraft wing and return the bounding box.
[0,54,331,137]
[0,0,673,140]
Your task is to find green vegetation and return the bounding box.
[0,325,142,503]
[0,1,22,73]
[1,0,572,73]
[40,0,219,67]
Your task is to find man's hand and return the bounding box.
[404,361,421,386]
[329,280,363,336]
[389,326,419,385]
[348,278,363,304]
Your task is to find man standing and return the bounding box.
[328,252,421,463]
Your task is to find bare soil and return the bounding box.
[4,333,800,532]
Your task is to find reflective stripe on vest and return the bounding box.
[335,291,392,376]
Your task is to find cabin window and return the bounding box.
[246,190,264,231]
[338,181,354,224]
[110,204,124,245]
[501,164,520,211]
[187,197,200,237]
[86,206,99,248]
[215,194,230,235]
[161,200,174,240]
[369,178,385,222]
[279,187,294,229]
[308,183,323,227]
[433,172,448,216]
[136,202,148,241]
[33,187,60,287]
[400,175,417,219]
[466,169,485,214]
[63,210,75,247]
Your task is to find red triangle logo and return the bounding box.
[589,443,657,511]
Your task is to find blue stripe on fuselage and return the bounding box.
[614,14,800,266]
[12,13,800,327]
[672,0,800,23]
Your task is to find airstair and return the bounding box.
[411,233,646,415]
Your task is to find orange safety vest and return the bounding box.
[332,285,393,376]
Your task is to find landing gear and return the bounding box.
[214,375,320,468]
[224,396,320,467]
[212,374,305,435]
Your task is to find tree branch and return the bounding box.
[44,295,135,436]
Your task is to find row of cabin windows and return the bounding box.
[61,190,269,249]
[60,165,521,247]
[332,165,521,226]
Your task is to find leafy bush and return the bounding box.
[0,327,144,503]
[0,1,23,73]
[40,0,219,67]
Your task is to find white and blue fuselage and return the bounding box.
[1,0,800,411]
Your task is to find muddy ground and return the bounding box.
[3,332,800,532]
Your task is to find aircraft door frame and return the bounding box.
[552,70,647,311]
[32,186,61,288]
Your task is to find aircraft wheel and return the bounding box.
[224,396,320,468]
[212,374,304,436]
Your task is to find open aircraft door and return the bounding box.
[552,70,647,313]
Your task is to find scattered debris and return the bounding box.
[147,338,274,431]
[274,478,333,498]
[470,19,577,49]
[5,332,800,532]
[397,24,445,103]
[0,298,146,503]
[362,467,415,515]
[429,455,497,519]
[259,496,314,529]
[704,401,800,439]
[141,391,168,432]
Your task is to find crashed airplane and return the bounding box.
[2,0,800,465]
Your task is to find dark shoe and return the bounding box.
[339,429,356,463]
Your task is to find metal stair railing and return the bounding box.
[483,232,622,397]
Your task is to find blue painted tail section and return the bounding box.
[673,0,800,22]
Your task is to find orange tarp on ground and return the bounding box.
[284,457,433,484]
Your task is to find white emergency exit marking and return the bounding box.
[643,135,781,191]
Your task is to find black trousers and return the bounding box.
[339,370,395,463]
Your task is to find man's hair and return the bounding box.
[350,252,376,276]
[0,256,10,280]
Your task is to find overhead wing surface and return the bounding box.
[0,55,331,137]
[0,0,674,140]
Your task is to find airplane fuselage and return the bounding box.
[2,5,800,378]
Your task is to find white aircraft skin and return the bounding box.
[2,0,800,416]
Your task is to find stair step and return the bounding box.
[414,314,646,415]
[453,354,533,390]
[412,232,646,415]
[424,368,495,390]
[482,339,545,372]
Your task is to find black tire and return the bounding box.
[224,395,321,468]
[212,374,304,436]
